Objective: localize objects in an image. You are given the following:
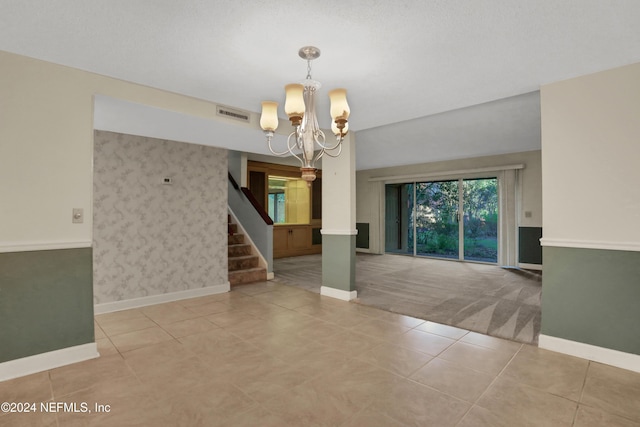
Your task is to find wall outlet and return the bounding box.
[72,208,84,224]
[162,177,173,185]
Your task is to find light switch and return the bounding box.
[72,208,84,224]
[524,211,532,218]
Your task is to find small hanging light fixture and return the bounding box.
[260,46,350,183]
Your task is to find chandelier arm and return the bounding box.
[286,131,305,165]
[313,128,326,145]
[311,131,326,155]
[321,143,343,158]
[313,147,326,164]
[314,136,343,151]
[266,135,294,157]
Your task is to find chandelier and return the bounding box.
[260,46,350,183]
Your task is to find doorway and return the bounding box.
[385,178,498,263]
[247,160,323,258]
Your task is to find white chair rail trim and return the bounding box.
[0,240,92,253]
[540,238,640,252]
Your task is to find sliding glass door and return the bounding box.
[384,183,412,254]
[385,177,498,263]
[462,178,498,262]
[414,180,459,259]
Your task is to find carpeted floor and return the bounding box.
[273,253,542,345]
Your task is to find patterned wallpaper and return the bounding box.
[93,131,228,304]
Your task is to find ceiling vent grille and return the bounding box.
[216,105,251,123]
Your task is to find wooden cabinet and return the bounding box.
[273,225,322,258]
[249,160,323,258]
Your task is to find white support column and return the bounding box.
[320,132,357,301]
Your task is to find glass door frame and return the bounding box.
[394,176,499,264]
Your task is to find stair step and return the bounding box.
[229,267,267,286]
[228,243,252,257]
[228,255,259,271]
[227,216,265,286]
[228,234,245,245]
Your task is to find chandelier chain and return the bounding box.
[306,60,312,80]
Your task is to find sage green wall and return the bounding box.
[541,247,640,355]
[0,248,94,363]
[322,235,356,292]
[540,63,640,357]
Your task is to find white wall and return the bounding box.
[541,62,640,250]
[0,51,234,251]
[356,150,542,253]
[323,133,356,233]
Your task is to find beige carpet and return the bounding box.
[273,253,542,344]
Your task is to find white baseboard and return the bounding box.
[94,282,230,314]
[266,272,275,280]
[539,334,640,373]
[0,343,99,382]
[320,229,358,235]
[518,262,542,271]
[320,286,357,301]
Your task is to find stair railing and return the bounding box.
[227,172,273,274]
[228,173,273,225]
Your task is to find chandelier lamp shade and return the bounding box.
[260,46,350,183]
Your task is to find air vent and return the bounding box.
[216,105,251,123]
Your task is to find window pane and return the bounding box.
[268,176,310,224]
[268,194,275,220]
[463,178,498,262]
[415,180,459,259]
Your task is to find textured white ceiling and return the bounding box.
[2,1,639,169]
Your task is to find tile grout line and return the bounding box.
[570,360,592,426]
[401,327,481,405]
[455,341,524,423]
[451,329,523,426]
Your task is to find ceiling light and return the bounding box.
[260,46,350,183]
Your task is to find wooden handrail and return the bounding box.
[228,172,240,190]
[228,172,273,225]
[241,187,274,225]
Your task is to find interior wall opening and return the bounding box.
[385,177,499,264]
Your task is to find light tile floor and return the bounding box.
[1,281,639,426]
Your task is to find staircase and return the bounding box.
[228,215,267,286]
